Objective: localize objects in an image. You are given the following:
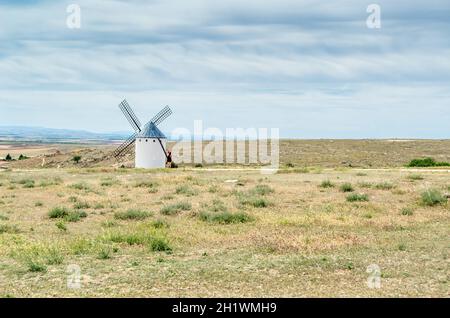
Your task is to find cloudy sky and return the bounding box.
[0,0,449,138]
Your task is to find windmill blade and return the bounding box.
[150,105,172,126]
[113,133,136,158]
[119,100,142,133]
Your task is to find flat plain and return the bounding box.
[0,140,449,297]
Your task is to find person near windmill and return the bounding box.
[166,150,172,168]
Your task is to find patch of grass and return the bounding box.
[55,221,67,232]
[0,214,9,221]
[340,183,354,192]
[358,182,372,188]
[407,157,450,167]
[48,207,87,222]
[346,193,369,202]
[421,189,446,206]
[73,201,90,209]
[356,172,367,176]
[65,211,88,222]
[0,224,20,234]
[208,185,219,193]
[34,201,43,207]
[251,184,274,196]
[97,246,112,259]
[319,180,334,188]
[45,248,64,265]
[134,180,159,189]
[68,182,91,191]
[401,208,414,216]
[175,184,198,196]
[100,178,119,187]
[152,219,169,229]
[114,209,152,220]
[48,207,70,219]
[199,211,253,224]
[150,237,172,252]
[22,180,35,188]
[39,177,62,187]
[93,203,105,210]
[26,260,47,272]
[68,196,78,203]
[407,174,424,181]
[160,201,192,216]
[101,220,118,228]
[374,182,395,190]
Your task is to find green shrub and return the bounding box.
[346,193,369,202]
[114,209,152,220]
[152,219,169,229]
[73,156,82,164]
[199,211,253,224]
[73,201,90,209]
[0,214,9,221]
[374,182,395,190]
[68,182,91,191]
[27,260,47,272]
[160,201,191,216]
[35,201,43,207]
[401,208,414,216]
[48,207,87,222]
[48,207,70,219]
[64,211,87,222]
[251,184,274,195]
[175,185,197,196]
[5,154,12,161]
[407,157,450,167]
[55,221,67,232]
[319,180,334,188]
[150,238,172,252]
[421,189,446,206]
[98,246,112,259]
[340,183,354,192]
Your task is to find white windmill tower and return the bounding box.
[113,99,172,169]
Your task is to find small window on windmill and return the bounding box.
[153,140,155,143]
[146,139,148,142]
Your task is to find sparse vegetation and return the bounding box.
[407,157,450,167]
[251,184,274,195]
[401,208,414,216]
[407,174,424,181]
[160,201,191,215]
[374,182,395,190]
[421,189,446,206]
[1,142,449,297]
[114,209,152,220]
[320,180,334,188]
[346,193,369,202]
[175,184,198,196]
[340,183,354,192]
[48,207,87,222]
[199,211,253,224]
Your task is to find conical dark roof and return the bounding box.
[138,122,166,138]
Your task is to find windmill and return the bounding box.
[113,99,172,168]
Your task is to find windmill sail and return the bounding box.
[113,133,136,158]
[119,100,142,132]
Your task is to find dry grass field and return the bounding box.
[0,140,449,297]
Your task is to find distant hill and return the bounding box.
[0,126,128,142]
